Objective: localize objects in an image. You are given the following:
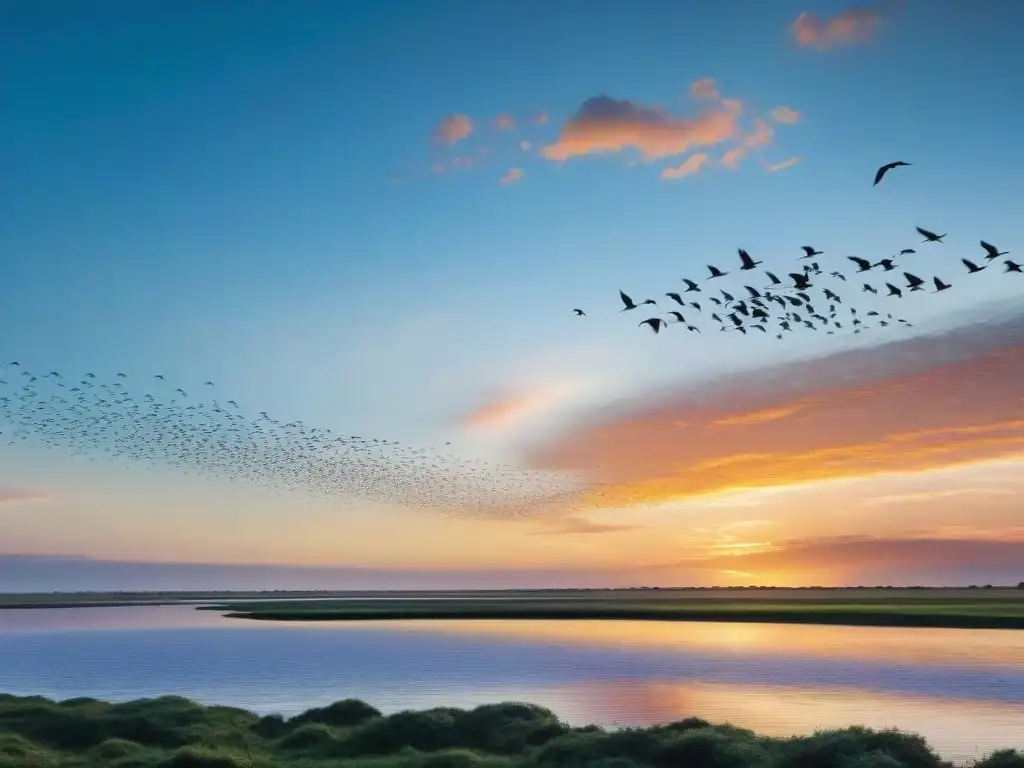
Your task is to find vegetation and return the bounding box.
[201,594,1024,629]
[1,693,1021,768]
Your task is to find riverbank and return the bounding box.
[1,692,1020,768]
[200,593,1024,630]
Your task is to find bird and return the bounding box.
[980,241,1008,260]
[873,161,910,186]
[874,259,897,271]
[962,258,987,274]
[618,291,638,311]
[847,256,873,272]
[573,308,586,316]
[899,249,916,255]
[904,272,925,291]
[1005,260,1022,273]
[738,249,761,270]
[707,265,728,279]
[765,271,782,287]
[863,284,878,294]
[932,277,952,293]
[886,283,903,298]
[682,279,702,293]
[665,311,686,323]
[639,318,666,334]
[665,292,686,306]
[789,273,812,290]
[800,246,823,259]
[204,381,215,386]
[830,271,846,281]
[916,226,946,243]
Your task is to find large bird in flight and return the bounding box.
[916,226,946,243]
[874,161,910,186]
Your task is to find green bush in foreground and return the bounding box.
[0,693,1020,768]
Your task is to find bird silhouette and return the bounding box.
[904,272,925,291]
[899,248,916,255]
[932,277,952,293]
[682,279,701,293]
[1005,260,1022,273]
[874,259,897,271]
[706,265,728,279]
[800,246,823,259]
[886,283,903,298]
[618,291,638,311]
[848,256,873,272]
[639,318,666,334]
[738,249,762,270]
[916,226,946,243]
[573,308,586,316]
[962,258,987,274]
[665,292,686,306]
[980,241,1008,260]
[665,311,686,323]
[873,161,910,186]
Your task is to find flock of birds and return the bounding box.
[0,369,581,516]
[572,162,1018,339]
[2,161,1016,517]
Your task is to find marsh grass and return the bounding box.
[1,693,1021,768]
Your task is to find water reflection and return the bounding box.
[0,606,1021,763]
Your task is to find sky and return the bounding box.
[1,0,1023,591]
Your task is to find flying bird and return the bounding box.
[874,259,897,271]
[639,318,666,334]
[665,311,686,323]
[847,256,873,272]
[980,241,1008,260]
[873,161,910,186]
[1005,260,1022,273]
[916,226,946,243]
[665,292,686,306]
[800,246,823,258]
[904,272,925,291]
[618,291,638,311]
[573,308,586,316]
[706,265,728,279]
[962,258,987,274]
[899,249,916,255]
[682,279,701,293]
[932,277,952,293]
[886,283,903,298]
[738,249,762,270]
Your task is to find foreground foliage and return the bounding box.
[0,693,1020,768]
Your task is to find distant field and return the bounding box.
[198,591,1024,629]
[2,586,1023,610]
[3,588,1024,628]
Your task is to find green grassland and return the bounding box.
[1,692,1021,768]
[201,592,1024,629]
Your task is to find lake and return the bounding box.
[1,605,1022,763]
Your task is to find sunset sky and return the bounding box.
[2,0,1022,591]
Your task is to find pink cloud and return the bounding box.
[500,167,524,186]
[660,152,710,180]
[433,113,474,145]
[791,5,884,50]
[771,106,801,124]
[494,114,515,130]
[764,156,801,173]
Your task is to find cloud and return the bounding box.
[0,487,46,505]
[721,118,774,170]
[494,114,515,130]
[519,140,534,151]
[528,515,640,536]
[460,382,584,437]
[540,87,743,163]
[862,487,1014,507]
[524,312,1024,510]
[791,5,884,50]
[764,156,801,173]
[660,152,710,180]
[770,106,801,124]
[434,113,474,145]
[689,78,720,100]
[500,167,524,186]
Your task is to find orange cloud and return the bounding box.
[721,117,774,169]
[791,5,884,50]
[0,487,45,505]
[764,156,801,173]
[461,386,571,435]
[494,114,515,130]
[434,113,474,145]
[689,77,720,100]
[500,167,524,186]
[540,91,742,163]
[770,106,800,124]
[660,152,710,180]
[533,112,549,125]
[525,314,1024,510]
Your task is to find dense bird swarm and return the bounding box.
[0,369,581,517]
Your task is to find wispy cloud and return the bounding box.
[721,117,774,170]
[500,167,524,186]
[434,113,474,145]
[791,5,884,50]
[764,156,801,173]
[770,106,801,124]
[528,515,640,536]
[494,114,515,130]
[519,140,534,151]
[525,312,1024,510]
[0,487,46,505]
[660,152,710,180]
[862,487,1014,507]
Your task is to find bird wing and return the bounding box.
[904,272,923,285]
[847,256,870,269]
[980,241,997,257]
[873,165,888,185]
[962,258,979,270]
[619,290,634,306]
[916,226,938,239]
[739,249,754,268]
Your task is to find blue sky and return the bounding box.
[2,1,1023,588]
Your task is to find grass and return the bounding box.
[1,692,1021,768]
[201,594,1024,629]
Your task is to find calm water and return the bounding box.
[1,606,1022,763]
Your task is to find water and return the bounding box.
[1,606,1022,763]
